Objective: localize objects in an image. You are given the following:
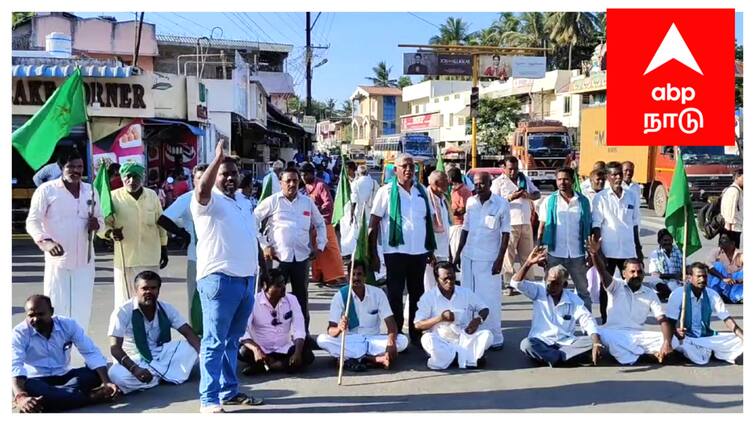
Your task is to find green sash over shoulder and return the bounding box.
[132,302,171,362]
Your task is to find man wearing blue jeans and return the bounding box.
[191,141,263,413]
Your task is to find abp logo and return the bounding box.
[607,9,734,146]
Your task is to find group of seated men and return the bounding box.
[12,242,745,412]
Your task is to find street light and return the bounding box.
[314,58,328,69]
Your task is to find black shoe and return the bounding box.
[475,356,487,369]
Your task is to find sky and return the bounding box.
[73,11,744,106]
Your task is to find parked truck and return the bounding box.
[578,105,742,216]
[508,119,574,188]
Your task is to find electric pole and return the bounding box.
[306,12,312,117]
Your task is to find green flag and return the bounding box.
[353,209,376,285]
[572,167,582,194]
[259,172,274,202]
[664,152,702,256]
[93,162,114,219]
[331,155,351,225]
[12,68,88,171]
[436,145,445,173]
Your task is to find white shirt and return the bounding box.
[583,186,602,207]
[511,279,598,345]
[415,285,488,334]
[623,181,642,200]
[428,189,451,259]
[491,173,539,225]
[580,179,593,192]
[351,175,379,220]
[26,179,105,269]
[32,163,62,187]
[371,184,435,255]
[720,184,743,232]
[666,286,731,339]
[461,194,511,262]
[162,190,197,261]
[191,187,259,279]
[538,192,586,259]
[591,187,641,259]
[328,285,394,336]
[254,192,327,263]
[107,298,186,362]
[604,278,664,330]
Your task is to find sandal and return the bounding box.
[221,392,264,406]
[344,359,367,372]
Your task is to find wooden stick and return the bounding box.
[678,198,688,341]
[337,210,363,385]
[87,188,95,264]
[117,239,131,299]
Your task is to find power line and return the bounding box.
[169,12,213,33]
[274,12,302,41]
[255,12,296,44]
[150,13,190,36]
[407,12,441,30]
[239,12,274,43]
[222,12,257,40]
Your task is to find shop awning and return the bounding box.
[12,64,136,78]
[144,118,205,136]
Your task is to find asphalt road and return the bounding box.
[10,206,742,413]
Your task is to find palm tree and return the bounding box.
[398,76,412,88]
[500,12,551,48]
[365,61,398,87]
[324,98,336,118]
[469,27,500,46]
[547,12,600,69]
[429,17,471,45]
[339,100,353,121]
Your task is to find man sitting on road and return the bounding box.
[107,271,201,394]
[513,247,604,367]
[317,261,408,372]
[12,295,120,413]
[414,261,492,370]
[706,233,744,304]
[238,269,314,375]
[587,236,676,365]
[666,262,744,365]
[647,229,685,302]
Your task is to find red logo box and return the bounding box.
[607,9,734,146]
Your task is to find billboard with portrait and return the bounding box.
[479,55,513,81]
[403,52,438,75]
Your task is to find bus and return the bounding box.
[374,133,434,184]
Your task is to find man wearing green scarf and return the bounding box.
[369,153,436,345]
[107,271,200,394]
[98,161,168,308]
[537,168,593,311]
[666,263,743,365]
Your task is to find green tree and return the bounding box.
[398,75,412,88]
[547,12,600,69]
[339,100,353,120]
[430,17,471,45]
[287,95,302,114]
[736,44,743,108]
[467,97,522,153]
[500,12,551,49]
[365,61,398,87]
[324,98,336,118]
[12,12,34,28]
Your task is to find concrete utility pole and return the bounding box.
[306,12,312,117]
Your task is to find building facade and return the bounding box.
[349,86,407,147]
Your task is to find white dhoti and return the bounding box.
[598,328,676,365]
[675,333,743,365]
[108,340,198,394]
[461,257,503,346]
[421,329,493,370]
[44,262,95,331]
[113,265,160,308]
[339,210,357,256]
[449,225,463,280]
[317,333,409,359]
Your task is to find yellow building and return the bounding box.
[349,86,408,147]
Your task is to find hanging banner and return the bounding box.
[437,54,472,76]
[479,55,513,81]
[403,52,437,75]
[512,56,547,79]
[91,119,146,175]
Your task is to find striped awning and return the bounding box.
[12,64,135,78]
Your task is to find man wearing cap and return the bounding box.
[100,162,168,308]
[26,149,104,330]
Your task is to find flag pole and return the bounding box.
[678,146,687,337]
[337,209,363,385]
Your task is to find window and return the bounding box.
[448,113,454,127]
[382,96,397,135]
[457,116,465,126]
[434,98,439,103]
[454,94,461,99]
[444,96,449,101]
[414,105,419,114]
[564,96,572,115]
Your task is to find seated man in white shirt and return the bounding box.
[666,262,744,365]
[108,271,201,394]
[586,236,676,365]
[414,261,493,370]
[317,261,408,372]
[513,246,604,367]
[12,295,119,413]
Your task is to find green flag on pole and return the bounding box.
[332,155,351,225]
[572,167,582,194]
[92,162,114,220]
[436,145,445,173]
[664,152,702,257]
[353,209,376,285]
[259,172,274,202]
[12,68,88,171]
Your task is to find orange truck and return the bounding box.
[578,106,742,216]
[509,120,575,188]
